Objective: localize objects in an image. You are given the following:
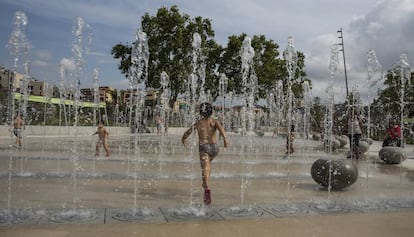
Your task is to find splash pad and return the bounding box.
[2,11,414,228]
[1,128,414,225]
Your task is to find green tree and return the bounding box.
[373,69,403,117]
[310,96,325,132]
[290,51,308,98]
[112,5,219,105]
[219,34,308,100]
[370,68,414,137]
[111,6,310,109]
[217,34,244,95]
[111,43,132,76]
[372,69,414,116]
[251,35,280,98]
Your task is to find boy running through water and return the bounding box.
[93,119,110,157]
[181,102,228,205]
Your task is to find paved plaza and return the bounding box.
[1,127,414,236]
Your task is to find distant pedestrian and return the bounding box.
[286,125,295,155]
[155,114,162,134]
[345,107,364,159]
[12,114,24,148]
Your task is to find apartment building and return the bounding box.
[0,67,23,92]
[80,86,114,103]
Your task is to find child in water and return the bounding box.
[286,124,295,155]
[181,102,228,205]
[93,119,110,157]
[12,114,24,148]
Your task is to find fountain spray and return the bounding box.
[365,49,383,203]
[366,49,383,139]
[282,36,298,201]
[325,44,339,155]
[129,29,149,214]
[5,10,29,224]
[324,44,340,193]
[240,36,257,208]
[70,16,92,211]
[397,54,411,148]
[159,71,171,174]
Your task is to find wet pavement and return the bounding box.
[1,131,414,236]
[2,210,414,237]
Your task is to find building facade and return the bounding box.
[0,67,23,93]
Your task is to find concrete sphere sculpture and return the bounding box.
[324,138,340,151]
[336,135,348,148]
[331,138,341,150]
[359,140,370,154]
[312,134,321,141]
[379,146,407,164]
[255,130,264,137]
[361,137,373,145]
[311,158,358,190]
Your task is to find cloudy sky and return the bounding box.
[0,0,413,103]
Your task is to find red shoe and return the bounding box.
[204,189,211,205]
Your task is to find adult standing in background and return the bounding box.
[345,107,364,159]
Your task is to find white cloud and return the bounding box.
[396,0,414,12]
[32,49,53,68]
[1,0,413,103]
[35,49,52,60]
[366,21,383,36]
[32,60,49,67]
[304,0,414,103]
[59,58,75,72]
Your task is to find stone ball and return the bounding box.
[332,138,341,150]
[311,158,358,190]
[361,137,373,145]
[324,138,340,151]
[379,146,407,164]
[255,130,264,137]
[359,140,370,154]
[336,135,348,148]
[313,134,321,141]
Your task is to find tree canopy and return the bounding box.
[370,68,414,121]
[111,5,309,106]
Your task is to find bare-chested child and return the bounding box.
[286,124,295,155]
[12,114,24,147]
[181,102,228,205]
[93,119,110,157]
